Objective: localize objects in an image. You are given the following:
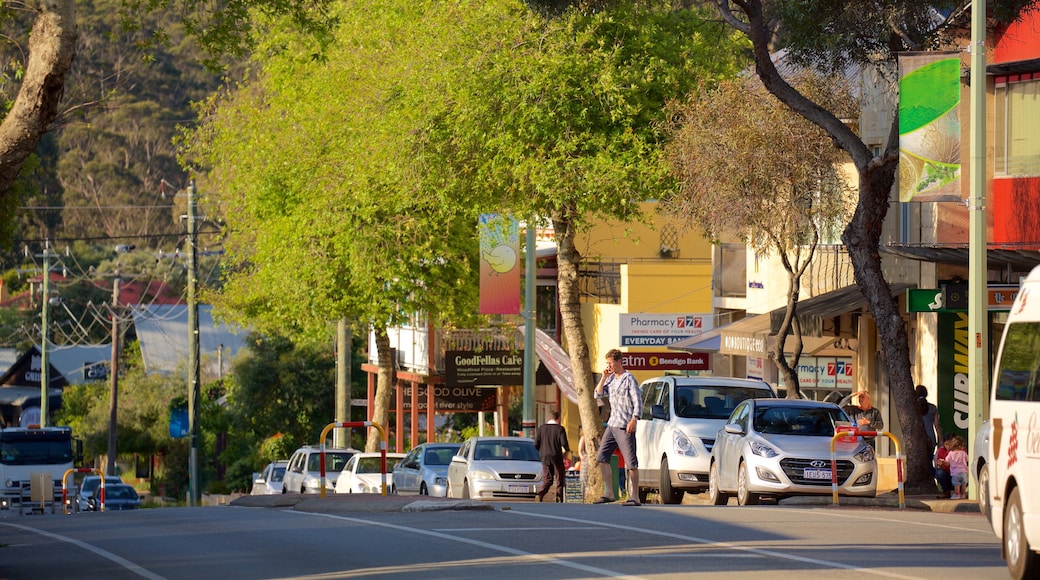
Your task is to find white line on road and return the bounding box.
[0,521,165,580]
[505,509,926,580]
[434,526,601,531]
[287,510,646,579]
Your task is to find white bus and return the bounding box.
[988,265,1040,579]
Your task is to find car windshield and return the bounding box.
[356,456,403,474]
[472,442,538,461]
[270,467,286,483]
[674,386,771,419]
[753,406,848,436]
[424,447,459,466]
[307,452,353,472]
[107,486,138,500]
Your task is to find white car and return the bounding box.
[392,443,462,496]
[446,436,542,501]
[636,376,777,504]
[709,398,877,505]
[251,460,289,495]
[334,453,405,494]
[283,446,358,494]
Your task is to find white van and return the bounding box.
[988,265,1040,579]
[635,376,776,504]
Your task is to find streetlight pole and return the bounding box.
[187,178,201,506]
[39,245,52,427]
[522,218,536,439]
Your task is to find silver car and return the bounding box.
[446,437,543,501]
[392,443,461,496]
[251,460,289,495]
[709,399,877,506]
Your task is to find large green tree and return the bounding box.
[415,0,748,499]
[699,0,1036,491]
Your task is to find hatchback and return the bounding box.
[392,443,462,497]
[709,399,877,505]
[283,446,358,494]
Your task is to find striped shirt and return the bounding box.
[603,371,641,428]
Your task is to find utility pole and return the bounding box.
[335,318,350,448]
[39,245,52,427]
[107,275,120,476]
[187,178,202,506]
[522,219,536,439]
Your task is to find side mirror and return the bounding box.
[723,423,744,435]
[74,439,84,465]
[451,455,466,464]
[651,404,668,421]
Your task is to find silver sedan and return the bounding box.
[446,436,543,501]
[709,399,877,506]
[392,443,461,497]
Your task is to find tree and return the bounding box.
[182,0,483,452]
[0,0,336,253]
[699,0,1036,491]
[662,72,856,398]
[416,0,748,499]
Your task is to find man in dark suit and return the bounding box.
[534,409,570,502]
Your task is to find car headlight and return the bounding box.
[470,470,495,481]
[358,482,371,493]
[749,440,779,458]
[854,445,875,463]
[673,430,699,457]
[434,476,447,486]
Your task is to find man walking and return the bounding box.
[534,409,570,502]
[594,348,642,506]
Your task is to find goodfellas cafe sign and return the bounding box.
[446,350,523,386]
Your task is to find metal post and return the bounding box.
[967,0,988,501]
[40,246,51,427]
[522,218,536,439]
[187,178,201,506]
[107,276,120,476]
[335,318,349,449]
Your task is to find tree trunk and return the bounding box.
[368,326,394,453]
[0,0,76,224]
[552,203,606,501]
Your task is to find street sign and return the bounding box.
[907,284,1020,313]
[907,288,944,312]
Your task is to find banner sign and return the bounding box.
[619,313,713,346]
[445,350,524,386]
[398,384,498,412]
[777,357,855,390]
[478,214,521,315]
[898,53,962,202]
[620,351,710,372]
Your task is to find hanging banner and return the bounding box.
[898,52,963,202]
[478,214,520,314]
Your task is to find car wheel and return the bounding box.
[637,487,649,504]
[391,484,398,495]
[709,461,729,506]
[462,479,471,499]
[419,482,429,496]
[978,462,991,521]
[1005,486,1040,580]
[737,462,759,506]
[659,456,684,504]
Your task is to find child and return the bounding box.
[947,435,969,500]
[934,432,955,498]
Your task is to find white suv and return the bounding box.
[635,376,776,503]
[282,446,358,494]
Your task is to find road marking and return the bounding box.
[434,526,601,531]
[506,510,924,579]
[805,508,994,533]
[0,521,164,580]
[287,510,645,579]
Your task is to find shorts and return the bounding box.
[951,473,968,487]
[596,425,638,469]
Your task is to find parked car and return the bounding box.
[283,446,358,494]
[251,460,289,496]
[86,483,141,511]
[75,475,123,512]
[709,399,877,506]
[635,376,777,504]
[392,442,462,496]
[971,420,991,519]
[446,436,542,501]
[334,453,406,494]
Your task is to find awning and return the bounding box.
[882,244,1040,272]
[717,314,773,356]
[771,283,914,337]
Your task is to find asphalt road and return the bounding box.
[0,495,1007,579]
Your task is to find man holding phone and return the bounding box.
[593,348,642,505]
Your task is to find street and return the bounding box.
[0,499,1008,579]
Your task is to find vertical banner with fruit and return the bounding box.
[478,213,520,314]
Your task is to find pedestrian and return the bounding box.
[934,432,955,498]
[947,434,969,500]
[593,348,642,506]
[534,409,570,503]
[843,390,884,448]
[916,385,941,460]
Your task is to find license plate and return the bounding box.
[804,468,831,480]
[507,484,530,494]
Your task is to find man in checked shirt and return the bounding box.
[593,348,642,506]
